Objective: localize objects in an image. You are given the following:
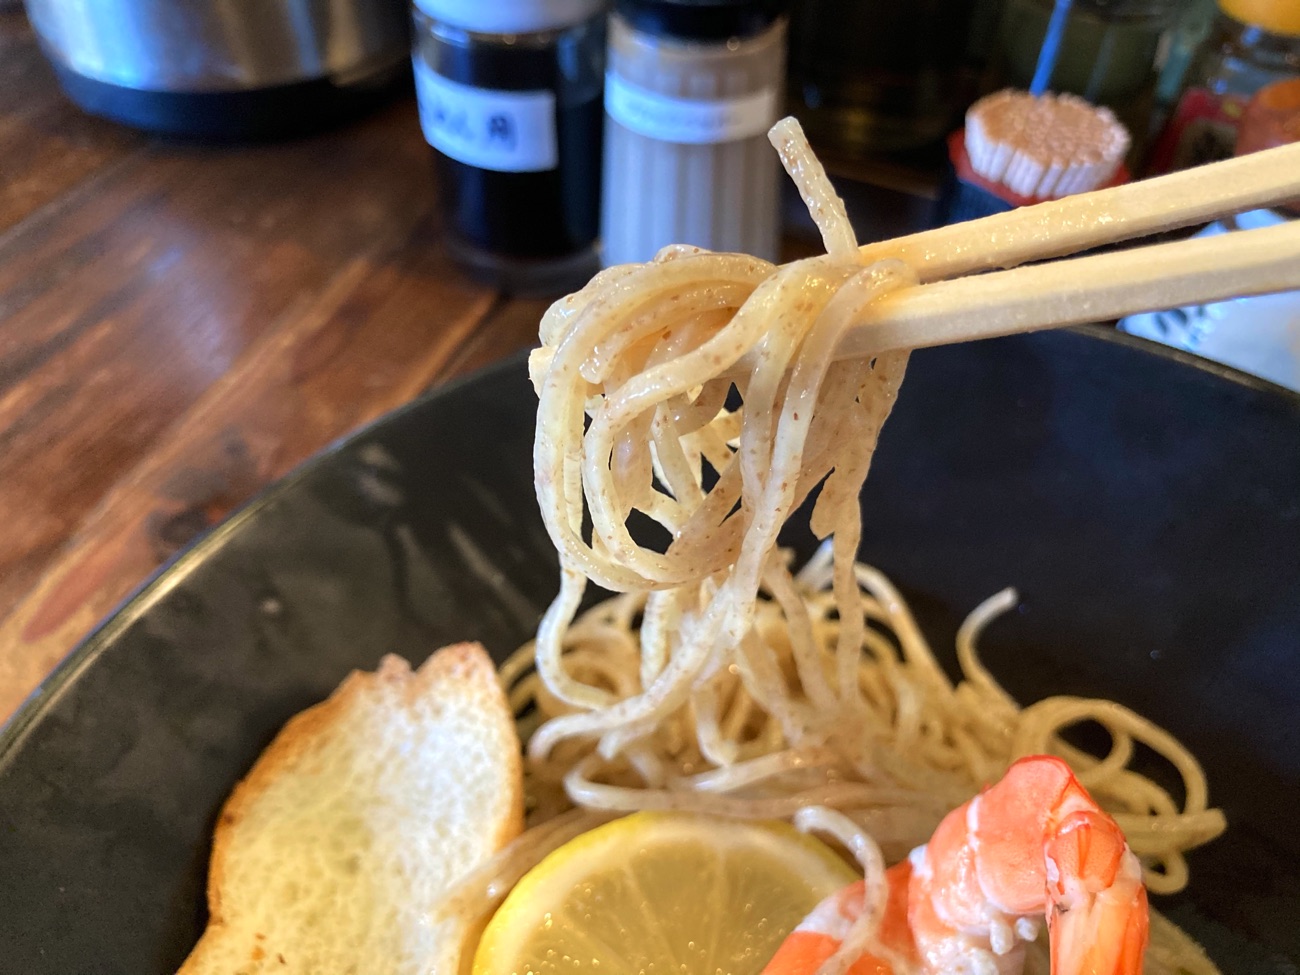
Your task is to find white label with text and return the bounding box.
[605,74,778,145]
[414,60,557,173]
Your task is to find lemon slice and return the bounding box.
[473,811,858,975]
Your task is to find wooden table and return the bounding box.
[0,13,567,722]
[0,13,939,726]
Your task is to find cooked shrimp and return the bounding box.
[764,756,1149,975]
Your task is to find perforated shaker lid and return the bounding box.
[616,0,787,41]
[415,0,606,33]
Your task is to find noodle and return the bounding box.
[441,118,1227,975]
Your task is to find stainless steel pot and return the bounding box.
[25,0,411,137]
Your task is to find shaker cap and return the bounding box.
[1218,0,1300,37]
[416,0,605,33]
[616,0,787,41]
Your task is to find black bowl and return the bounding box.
[1,327,1297,974]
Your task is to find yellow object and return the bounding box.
[1219,0,1300,37]
[473,812,858,975]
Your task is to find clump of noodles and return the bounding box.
[438,119,1226,975]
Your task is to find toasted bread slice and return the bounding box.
[178,643,522,975]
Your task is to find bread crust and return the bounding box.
[179,642,523,975]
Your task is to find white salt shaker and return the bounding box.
[600,0,787,266]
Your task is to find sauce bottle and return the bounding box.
[996,0,1179,155]
[412,0,607,291]
[1148,0,1300,172]
[787,0,997,157]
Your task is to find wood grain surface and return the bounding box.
[0,12,542,721]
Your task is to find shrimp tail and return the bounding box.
[1046,810,1149,975]
[763,756,1150,975]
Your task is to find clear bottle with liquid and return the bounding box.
[1148,0,1300,171]
[996,0,1179,152]
[412,0,608,292]
[788,0,997,157]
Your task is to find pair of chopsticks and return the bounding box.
[837,141,1300,361]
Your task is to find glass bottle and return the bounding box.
[1148,0,1300,172]
[787,0,998,157]
[412,0,607,292]
[1155,0,1219,110]
[997,0,1179,149]
[600,0,787,267]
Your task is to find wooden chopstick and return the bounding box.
[837,219,1300,360]
[858,142,1300,284]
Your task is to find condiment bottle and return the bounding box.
[995,0,1179,158]
[412,0,607,292]
[1155,0,1219,111]
[1148,0,1300,173]
[787,0,996,156]
[601,0,787,266]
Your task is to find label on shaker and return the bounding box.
[605,73,779,145]
[414,60,558,173]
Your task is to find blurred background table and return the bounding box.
[0,10,940,724]
[0,10,556,722]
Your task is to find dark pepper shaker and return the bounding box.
[412,0,607,293]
